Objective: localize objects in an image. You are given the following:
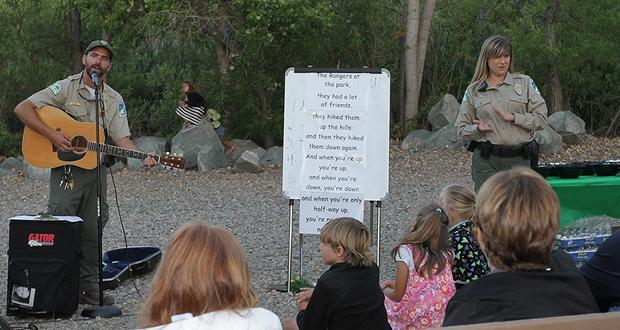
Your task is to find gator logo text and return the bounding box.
[27,233,55,247]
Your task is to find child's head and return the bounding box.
[438,185,476,222]
[320,217,373,268]
[475,167,559,271]
[394,203,450,278]
[181,80,197,93]
[141,223,256,327]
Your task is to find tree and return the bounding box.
[401,0,436,124]
[543,0,563,113]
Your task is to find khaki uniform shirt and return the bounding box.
[28,72,131,141]
[456,72,547,146]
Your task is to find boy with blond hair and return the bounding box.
[284,218,391,330]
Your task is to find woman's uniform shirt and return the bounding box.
[456,72,547,146]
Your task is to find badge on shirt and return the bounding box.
[118,100,127,117]
[530,79,540,94]
[48,82,62,95]
[514,83,523,96]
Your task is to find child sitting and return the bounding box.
[140,223,281,329]
[176,80,205,129]
[284,217,390,330]
[438,185,489,286]
[381,204,455,329]
[205,108,235,153]
[443,168,599,326]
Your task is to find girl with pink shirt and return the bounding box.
[381,203,456,329]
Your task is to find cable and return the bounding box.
[108,166,145,302]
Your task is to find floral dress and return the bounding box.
[449,220,490,283]
[384,244,456,330]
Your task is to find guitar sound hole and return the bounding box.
[71,135,88,154]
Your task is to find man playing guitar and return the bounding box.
[14,40,156,306]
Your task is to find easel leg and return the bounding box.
[299,234,304,278]
[369,201,375,245]
[376,201,382,268]
[287,199,294,292]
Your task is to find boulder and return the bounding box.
[233,150,264,173]
[171,120,221,169]
[252,146,267,161]
[23,162,50,180]
[229,139,261,161]
[197,143,227,171]
[548,111,587,145]
[127,136,166,170]
[427,94,460,131]
[230,139,260,161]
[400,129,432,151]
[260,146,283,166]
[535,126,564,155]
[110,161,126,173]
[421,124,461,149]
[0,157,24,176]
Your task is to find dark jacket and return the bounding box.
[296,262,391,330]
[443,251,599,326]
[581,230,620,312]
[186,92,204,107]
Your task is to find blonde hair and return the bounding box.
[392,203,451,279]
[470,35,514,95]
[320,218,374,268]
[140,223,256,327]
[475,167,559,271]
[439,185,476,221]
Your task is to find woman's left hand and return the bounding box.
[492,105,516,122]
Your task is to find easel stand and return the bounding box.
[280,199,383,292]
[81,75,122,318]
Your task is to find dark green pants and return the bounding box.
[471,148,531,192]
[48,166,109,290]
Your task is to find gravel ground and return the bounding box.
[1,137,619,329]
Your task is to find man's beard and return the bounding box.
[86,65,108,77]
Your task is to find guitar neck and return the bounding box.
[88,141,158,161]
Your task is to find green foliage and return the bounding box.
[0,122,20,157]
[289,275,314,294]
[0,0,618,153]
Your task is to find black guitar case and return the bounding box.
[102,246,161,290]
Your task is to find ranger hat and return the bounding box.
[84,40,113,60]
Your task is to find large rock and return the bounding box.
[535,126,564,155]
[23,162,50,180]
[260,146,283,166]
[229,139,261,161]
[171,120,221,169]
[233,150,264,173]
[547,111,587,145]
[421,124,461,149]
[197,143,227,171]
[427,94,460,131]
[401,129,432,151]
[127,136,166,170]
[0,157,24,176]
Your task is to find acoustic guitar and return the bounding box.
[22,106,185,170]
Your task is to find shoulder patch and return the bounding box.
[118,100,127,117]
[48,82,62,95]
[462,89,468,103]
[529,79,540,94]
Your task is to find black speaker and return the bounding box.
[6,215,81,318]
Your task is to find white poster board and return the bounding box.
[282,68,390,234]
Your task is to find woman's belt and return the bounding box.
[471,141,535,159]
